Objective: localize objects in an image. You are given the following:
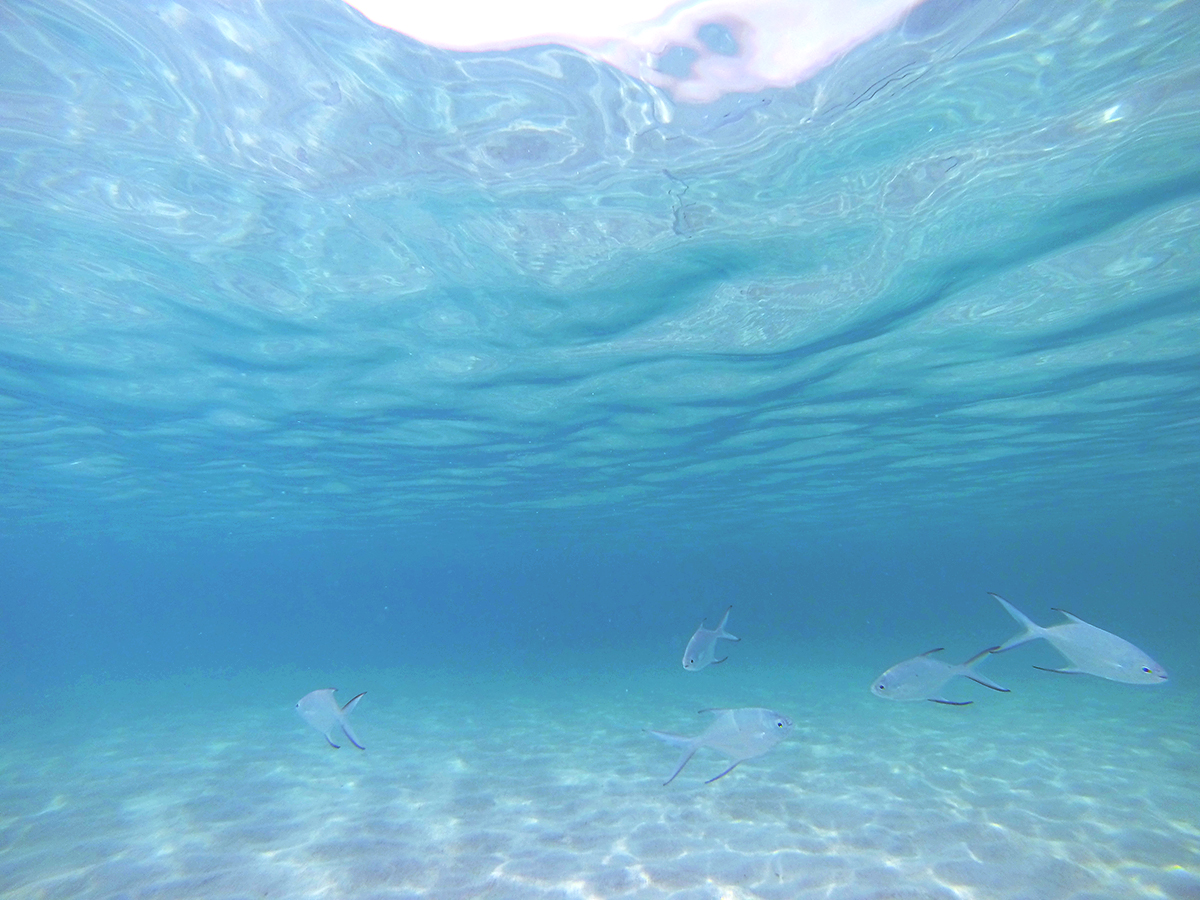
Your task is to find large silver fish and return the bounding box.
[990,593,1168,684]
[295,688,367,749]
[649,707,793,784]
[682,605,739,670]
[871,646,1008,705]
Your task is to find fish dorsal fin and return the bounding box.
[697,708,728,715]
[921,647,945,657]
[1051,608,1088,625]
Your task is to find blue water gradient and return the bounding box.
[0,0,1197,693]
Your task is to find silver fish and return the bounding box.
[871,646,1008,705]
[295,688,367,749]
[991,593,1168,684]
[649,707,793,784]
[682,605,739,670]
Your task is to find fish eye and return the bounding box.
[877,684,885,691]
[1142,667,1152,674]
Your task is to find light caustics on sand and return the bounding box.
[340,0,929,103]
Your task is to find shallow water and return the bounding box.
[4,664,1198,900]
[1,0,1198,897]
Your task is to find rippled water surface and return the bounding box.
[3,0,1197,542]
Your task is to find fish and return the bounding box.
[295,688,367,749]
[990,593,1168,684]
[871,646,1008,705]
[682,605,739,670]
[649,707,793,784]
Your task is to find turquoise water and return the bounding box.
[1,0,1198,897]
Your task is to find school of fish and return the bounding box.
[295,593,1168,786]
[870,593,1168,705]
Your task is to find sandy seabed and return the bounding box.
[2,663,1197,900]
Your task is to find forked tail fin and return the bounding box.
[715,606,739,642]
[339,691,367,750]
[648,730,698,785]
[989,593,1045,653]
[961,646,1009,692]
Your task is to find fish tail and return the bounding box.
[962,646,1000,667]
[959,646,1009,692]
[990,593,1044,652]
[338,692,366,750]
[648,730,697,785]
[716,606,739,642]
[663,748,698,785]
[648,729,692,748]
[964,672,1010,692]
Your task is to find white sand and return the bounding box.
[1,664,1197,900]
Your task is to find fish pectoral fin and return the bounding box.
[1033,665,1085,675]
[928,698,973,706]
[705,762,741,784]
[711,656,729,665]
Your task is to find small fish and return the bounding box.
[649,707,793,784]
[295,688,367,749]
[682,605,740,670]
[871,646,1008,705]
[990,593,1168,684]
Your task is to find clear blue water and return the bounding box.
[0,1,1198,897]
[1,0,1196,688]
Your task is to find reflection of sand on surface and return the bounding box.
[1,667,1197,900]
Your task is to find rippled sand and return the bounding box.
[2,664,1197,900]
